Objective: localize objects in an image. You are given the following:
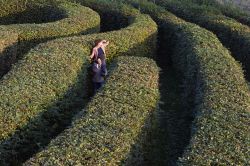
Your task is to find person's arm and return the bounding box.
[90,48,96,60]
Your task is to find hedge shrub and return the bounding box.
[126,0,250,165]
[0,1,157,165]
[0,0,28,18]
[154,0,250,80]
[24,56,159,165]
[0,0,101,41]
[170,0,250,26]
[0,29,18,76]
[0,0,100,78]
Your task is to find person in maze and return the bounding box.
[92,57,105,94]
[90,39,109,76]
[90,39,109,94]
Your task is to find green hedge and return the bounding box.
[0,1,157,165]
[0,0,100,78]
[204,0,250,26]
[0,1,100,41]
[0,29,18,76]
[0,0,28,18]
[24,56,159,165]
[154,0,250,80]
[125,0,250,165]
[169,0,250,26]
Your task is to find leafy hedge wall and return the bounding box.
[0,0,100,78]
[0,0,28,18]
[154,0,250,80]
[0,1,100,41]
[171,0,250,26]
[0,29,18,76]
[24,56,159,165]
[0,1,157,165]
[125,0,250,165]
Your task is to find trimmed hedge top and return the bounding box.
[24,56,159,165]
[0,1,157,164]
[0,29,18,53]
[154,0,250,80]
[0,0,28,18]
[125,0,250,165]
[0,0,101,41]
[0,29,18,76]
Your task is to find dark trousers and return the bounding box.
[93,81,104,94]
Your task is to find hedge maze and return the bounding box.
[0,0,249,165]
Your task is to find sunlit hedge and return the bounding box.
[24,56,159,165]
[126,0,250,165]
[0,29,18,76]
[0,1,157,165]
[169,0,250,26]
[0,0,100,41]
[0,0,100,78]
[154,0,250,80]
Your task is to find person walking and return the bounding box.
[92,58,104,94]
[90,39,109,76]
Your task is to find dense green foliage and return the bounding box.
[154,0,250,80]
[124,0,250,165]
[0,29,18,76]
[178,0,250,26]
[24,56,159,165]
[0,0,100,41]
[0,0,27,17]
[0,1,157,165]
[0,0,100,78]
[0,0,249,165]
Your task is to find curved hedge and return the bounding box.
[126,0,250,165]
[169,0,250,26]
[0,0,28,18]
[0,1,157,165]
[24,56,159,165]
[0,1,100,41]
[0,29,18,76]
[154,0,250,80]
[0,0,100,78]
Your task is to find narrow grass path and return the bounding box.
[144,56,193,165]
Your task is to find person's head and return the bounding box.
[94,39,103,47]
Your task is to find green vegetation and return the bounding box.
[0,1,157,165]
[0,1,101,41]
[154,0,250,81]
[124,0,250,165]
[0,0,249,165]
[24,56,159,165]
[0,29,18,76]
[0,0,100,78]
[180,0,250,26]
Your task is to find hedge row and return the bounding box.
[154,0,250,80]
[172,0,250,26]
[126,0,250,165]
[212,0,250,26]
[0,0,100,78]
[0,0,100,41]
[24,56,159,165]
[0,29,18,76]
[0,1,157,165]
[0,0,28,18]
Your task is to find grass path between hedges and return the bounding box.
[144,60,193,165]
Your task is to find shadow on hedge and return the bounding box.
[0,23,100,81]
[0,36,156,165]
[0,5,66,25]
[122,26,193,165]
